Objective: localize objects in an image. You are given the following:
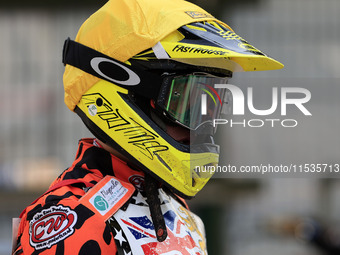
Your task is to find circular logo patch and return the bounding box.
[129,175,145,191]
[29,205,77,250]
[94,196,109,211]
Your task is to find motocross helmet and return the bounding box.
[63,0,283,198]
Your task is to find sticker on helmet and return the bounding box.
[29,205,77,250]
[185,11,214,19]
[82,92,170,159]
[88,104,98,116]
[172,44,227,56]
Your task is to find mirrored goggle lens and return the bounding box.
[162,74,229,130]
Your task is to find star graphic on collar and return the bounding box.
[115,229,126,246]
[133,192,147,205]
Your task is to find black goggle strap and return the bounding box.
[155,74,175,109]
[62,38,162,99]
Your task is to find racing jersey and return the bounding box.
[13,138,207,254]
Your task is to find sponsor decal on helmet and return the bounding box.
[172,45,227,56]
[29,205,77,250]
[185,11,214,19]
[82,93,169,159]
[88,104,98,116]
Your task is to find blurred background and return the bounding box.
[1,0,340,254]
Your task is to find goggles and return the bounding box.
[156,73,230,130]
[62,40,230,131]
[62,40,230,133]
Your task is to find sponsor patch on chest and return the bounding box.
[29,205,77,250]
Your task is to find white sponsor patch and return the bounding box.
[79,176,135,221]
[89,178,128,216]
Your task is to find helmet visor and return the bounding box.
[159,73,229,130]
